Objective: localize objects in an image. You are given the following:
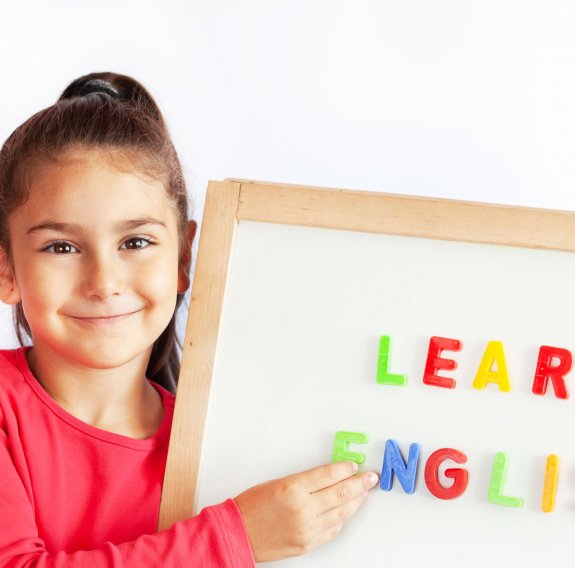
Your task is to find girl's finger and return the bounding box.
[295,461,360,493]
[316,492,368,532]
[313,471,378,512]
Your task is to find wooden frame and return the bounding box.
[158,179,575,530]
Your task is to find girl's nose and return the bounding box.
[81,255,125,300]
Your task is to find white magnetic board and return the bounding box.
[160,181,575,567]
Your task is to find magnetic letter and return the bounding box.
[376,336,407,386]
[473,341,511,392]
[380,439,420,494]
[541,454,559,513]
[332,431,369,465]
[532,346,572,399]
[423,336,462,389]
[424,448,469,500]
[488,452,524,508]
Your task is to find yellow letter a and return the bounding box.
[473,340,511,392]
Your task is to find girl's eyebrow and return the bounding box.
[27,217,167,235]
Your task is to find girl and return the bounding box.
[0,72,378,566]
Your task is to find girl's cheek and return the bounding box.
[137,256,180,295]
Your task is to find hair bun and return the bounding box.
[79,78,121,98]
[60,77,121,100]
[57,72,164,125]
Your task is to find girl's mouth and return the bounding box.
[67,309,142,325]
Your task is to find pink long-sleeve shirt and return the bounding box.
[0,348,255,567]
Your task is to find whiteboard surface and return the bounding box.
[196,220,575,567]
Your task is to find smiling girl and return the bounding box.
[0,72,378,566]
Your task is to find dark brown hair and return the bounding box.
[0,72,190,393]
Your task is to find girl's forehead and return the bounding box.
[31,149,163,191]
[14,153,176,228]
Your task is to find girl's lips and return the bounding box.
[67,309,142,325]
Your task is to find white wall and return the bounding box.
[2,0,575,347]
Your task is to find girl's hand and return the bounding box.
[234,462,379,562]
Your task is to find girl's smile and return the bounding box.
[4,148,189,373]
[65,308,145,326]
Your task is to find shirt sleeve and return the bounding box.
[0,425,255,568]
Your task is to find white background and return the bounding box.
[2,1,575,346]
[3,3,575,564]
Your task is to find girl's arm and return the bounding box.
[2,428,375,568]
[0,425,253,568]
[1,397,376,567]
[1,502,253,568]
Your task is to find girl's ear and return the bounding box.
[0,248,21,305]
[177,220,198,293]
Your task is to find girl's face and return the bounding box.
[3,149,190,372]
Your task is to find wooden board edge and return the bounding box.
[158,180,241,529]
[236,182,575,252]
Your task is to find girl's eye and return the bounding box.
[44,241,78,254]
[122,237,152,250]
